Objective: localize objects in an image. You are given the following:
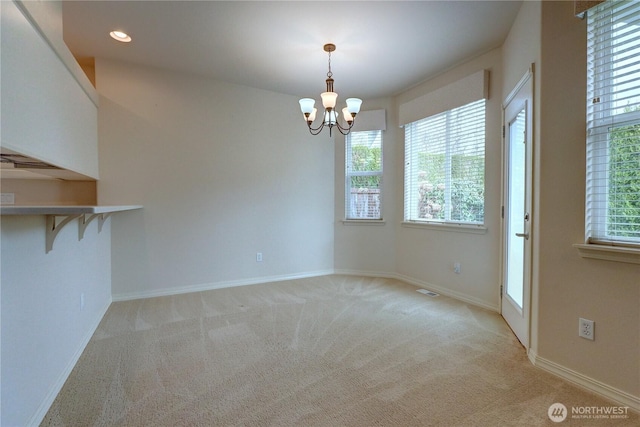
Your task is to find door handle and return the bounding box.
[515,232,529,240]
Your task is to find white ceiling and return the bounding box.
[62,0,522,100]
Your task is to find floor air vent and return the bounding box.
[417,289,439,297]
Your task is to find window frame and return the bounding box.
[344,129,384,221]
[585,0,640,249]
[403,99,487,229]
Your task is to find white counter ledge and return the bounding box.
[0,205,143,252]
[0,205,142,215]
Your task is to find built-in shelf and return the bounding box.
[0,205,142,252]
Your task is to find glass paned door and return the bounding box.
[506,110,526,309]
[501,69,533,349]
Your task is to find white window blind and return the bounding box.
[404,99,485,224]
[346,130,383,220]
[586,0,640,246]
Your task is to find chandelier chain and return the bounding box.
[327,49,333,78]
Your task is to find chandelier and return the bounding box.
[299,44,362,136]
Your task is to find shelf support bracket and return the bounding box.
[78,212,114,241]
[98,212,113,233]
[78,213,100,240]
[46,214,82,253]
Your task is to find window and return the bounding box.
[345,130,383,219]
[404,99,485,225]
[586,0,640,246]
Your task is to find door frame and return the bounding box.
[500,64,535,349]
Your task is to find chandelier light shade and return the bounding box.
[299,44,362,136]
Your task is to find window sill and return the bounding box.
[342,219,386,226]
[573,243,640,265]
[401,221,487,234]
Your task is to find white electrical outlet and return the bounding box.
[0,193,15,205]
[256,252,263,262]
[453,262,461,274]
[579,318,594,340]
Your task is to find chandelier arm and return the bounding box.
[334,119,356,135]
[307,120,326,135]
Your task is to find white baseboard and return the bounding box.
[393,272,499,312]
[112,270,335,301]
[28,297,112,427]
[334,269,499,312]
[114,269,497,310]
[529,349,640,413]
[333,269,398,279]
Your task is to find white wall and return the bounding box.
[393,48,504,311]
[1,216,112,426]
[534,0,639,401]
[503,0,638,406]
[95,59,335,299]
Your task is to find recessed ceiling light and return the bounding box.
[109,30,131,43]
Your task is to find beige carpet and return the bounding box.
[42,275,636,426]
